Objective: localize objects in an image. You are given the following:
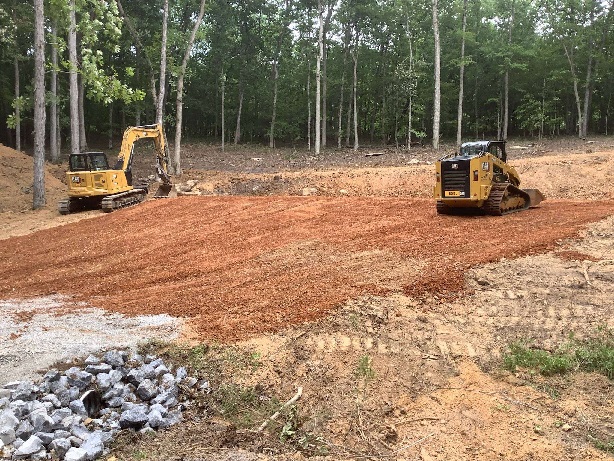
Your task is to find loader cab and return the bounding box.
[459,141,507,162]
[69,152,110,172]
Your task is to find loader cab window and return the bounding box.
[488,144,507,162]
[69,152,110,172]
[460,143,487,157]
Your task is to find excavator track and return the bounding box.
[101,189,148,213]
[482,182,531,216]
[58,197,102,215]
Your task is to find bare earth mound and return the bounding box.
[0,144,66,212]
[0,196,612,341]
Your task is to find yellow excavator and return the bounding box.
[58,124,174,214]
[434,140,544,215]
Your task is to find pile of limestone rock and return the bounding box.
[0,350,204,460]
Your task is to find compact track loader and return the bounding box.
[434,140,544,215]
[59,124,175,214]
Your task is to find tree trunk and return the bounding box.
[108,104,113,149]
[234,85,244,145]
[352,40,359,151]
[456,0,467,147]
[503,1,514,141]
[269,62,279,148]
[321,4,334,148]
[307,60,312,151]
[315,0,324,155]
[156,0,169,125]
[337,27,350,149]
[432,0,441,150]
[33,0,46,209]
[50,23,59,162]
[345,90,352,147]
[69,0,79,155]
[221,73,225,151]
[14,57,20,152]
[79,75,87,151]
[173,0,207,175]
[563,44,583,138]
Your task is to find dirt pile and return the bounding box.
[0,144,67,212]
[0,196,612,342]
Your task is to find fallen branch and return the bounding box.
[257,386,303,432]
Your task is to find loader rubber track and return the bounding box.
[483,182,531,216]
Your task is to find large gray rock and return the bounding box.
[64,446,88,461]
[140,364,156,380]
[13,435,44,459]
[147,410,164,428]
[136,380,157,401]
[85,363,112,375]
[96,373,112,390]
[102,384,123,401]
[65,368,93,390]
[30,409,55,433]
[70,424,91,442]
[49,438,71,458]
[11,382,38,401]
[0,426,15,444]
[41,393,62,408]
[9,400,30,418]
[0,409,19,429]
[84,355,100,365]
[102,351,124,368]
[15,419,34,440]
[68,386,81,401]
[35,431,55,445]
[149,403,167,417]
[80,431,104,459]
[0,397,8,409]
[50,376,69,393]
[125,369,145,386]
[43,369,61,382]
[0,389,11,399]
[54,389,71,407]
[54,429,72,440]
[154,364,170,377]
[51,408,72,425]
[108,369,123,385]
[69,399,88,417]
[175,367,188,381]
[118,406,149,429]
[106,397,124,408]
[2,382,20,390]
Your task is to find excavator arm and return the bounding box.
[115,124,172,186]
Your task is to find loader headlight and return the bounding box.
[473,170,479,181]
[481,162,489,171]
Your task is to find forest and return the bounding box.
[1,0,613,166]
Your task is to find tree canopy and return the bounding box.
[1,0,613,155]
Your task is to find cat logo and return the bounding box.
[451,163,459,169]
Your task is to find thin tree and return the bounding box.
[13,56,20,152]
[173,0,207,175]
[33,0,46,209]
[321,2,334,148]
[78,74,87,150]
[221,73,225,152]
[502,0,514,141]
[456,0,468,147]
[156,0,169,125]
[50,22,59,162]
[69,0,79,154]
[315,0,324,155]
[337,24,351,148]
[351,29,359,151]
[432,0,441,150]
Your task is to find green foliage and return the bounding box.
[503,327,614,379]
[355,354,375,381]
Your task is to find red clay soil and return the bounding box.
[0,196,612,341]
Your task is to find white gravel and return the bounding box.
[0,295,182,386]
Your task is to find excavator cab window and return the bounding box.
[69,153,110,172]
[488,143,507,162]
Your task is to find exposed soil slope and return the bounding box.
[0,196,611,341]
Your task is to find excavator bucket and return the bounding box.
[154,183,177,198]
[523,188,545,207]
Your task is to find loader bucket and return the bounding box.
[154,183,177,198]
[523,188,545,207]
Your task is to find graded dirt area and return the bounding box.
[1,138,614,460]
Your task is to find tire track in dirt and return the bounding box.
[0,196,612,342]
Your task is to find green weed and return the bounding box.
[503,327,614,380]
[355,355,376,381]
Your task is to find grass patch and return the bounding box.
[503,327,614,379]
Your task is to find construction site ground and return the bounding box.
[1,137,613,460]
